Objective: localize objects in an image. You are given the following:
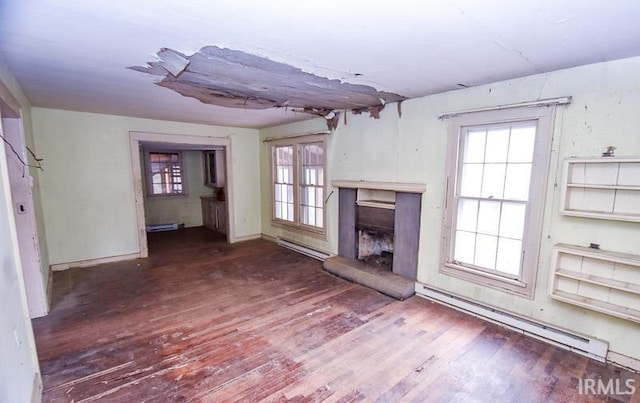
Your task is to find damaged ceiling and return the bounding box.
[131,46,406,123]
[1,0,640,128]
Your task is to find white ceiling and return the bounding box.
[1,0,640,129]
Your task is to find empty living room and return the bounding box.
[1,1,640,402]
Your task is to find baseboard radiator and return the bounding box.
[146,223,179,232]
[276,238,331,261]
[415,283,608,362]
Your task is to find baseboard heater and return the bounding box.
[276,238,331,261]
[146,223,179,232]
[415,283,608,362]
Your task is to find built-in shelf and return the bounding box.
[549,243,640,323]
[560,157,640,222]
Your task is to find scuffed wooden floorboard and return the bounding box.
[33,227,640,402]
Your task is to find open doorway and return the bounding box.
[129,131,234,258]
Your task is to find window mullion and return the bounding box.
[293,145,300,226]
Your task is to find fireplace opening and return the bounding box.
[358,231,394,270]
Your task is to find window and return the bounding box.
[271,135,326,235]
[144,151,187,196]
[441,106,555,297]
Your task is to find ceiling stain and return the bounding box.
[130,46,406,126]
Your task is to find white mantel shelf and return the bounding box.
[332,180,426,193]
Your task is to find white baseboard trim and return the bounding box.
[31,372,42,403]
[607,351,640,373]
[46,269,53,311]
[50,252,142,271]
[230,233,262,244]
[415,283,609,363]
[260,233,277,243]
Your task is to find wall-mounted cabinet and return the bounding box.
[549,243,640,323]
[560,157,640,222]
[201,196,227,235]
[203,149,226,188]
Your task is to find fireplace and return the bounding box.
[358,229,394,269]
[334,181,425,280]
[356,204,395,270]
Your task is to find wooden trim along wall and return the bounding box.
[50,252,143,271]
[128,131,234,254]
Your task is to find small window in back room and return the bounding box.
[145,151,187,196]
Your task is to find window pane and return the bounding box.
[484,129,510,163]
[301,206,311,225]
[481,163,506,198]
[477,200,500,236]
[316,188,324,206]
[496,238,522,275]
[300,142,324,229]
[454,230,475,264]
[456,198,478,232]
[148,152,184,195]
[475,234,497,270]
[504,164,532,200]
[508,126,536,163]
[287,185,294,203]
[460,163,483,197]
[499,203,526,239]
[464,130,486,163]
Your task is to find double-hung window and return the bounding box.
[441,106,555,297]
[271,135,326,235]
[145,151,187,197]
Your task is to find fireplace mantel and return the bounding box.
[332,180,426,193]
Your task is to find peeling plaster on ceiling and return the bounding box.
[130,47,406,120]
[2,1,640,128]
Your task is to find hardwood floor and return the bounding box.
[33,227,639,402]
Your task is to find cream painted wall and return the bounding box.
[143,150,216,228]
[31,108,260,264]
[260,57,640,362]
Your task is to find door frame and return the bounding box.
[129,131,234,257]
[0,81,48,318]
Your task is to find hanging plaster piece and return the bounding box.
[368,104,385,119]
[130,46,406,118]
[156,48,190,77]
[326,112,340,130]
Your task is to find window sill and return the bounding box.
[441,262,534,299]
[145,194,189,200]
[271,219,327,241]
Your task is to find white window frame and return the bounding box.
[441,106,555,298]
[144,150,188,198]
[269,134,327,238]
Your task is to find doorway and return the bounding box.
[129,131,234,258]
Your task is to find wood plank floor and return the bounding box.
[33,227,640,402]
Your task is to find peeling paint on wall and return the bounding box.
[130,46,406,125]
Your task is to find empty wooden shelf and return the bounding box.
[560,157,640,222]
[549,243,640,323]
